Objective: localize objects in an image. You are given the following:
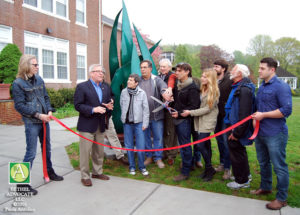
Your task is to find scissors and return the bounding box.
[151,96,177,114]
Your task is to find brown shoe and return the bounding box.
[91,174,110,180]
[250,188,272,195]
[167,158,174,166]
[118,156,129,165]
[266,199,287,210]
[173,174,189,182]
[195,161,203,168]
[81,179,92,186]
[222,169,231,180]
[156,159,165,168]
[215,164,224,172]
[144,157,153,166]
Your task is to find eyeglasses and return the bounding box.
[92,70,104,74]
[140,66,149,69]
[31,64,39,67]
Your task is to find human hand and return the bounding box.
[102,102,114,110]
[142,127,146,131]
[93,106,106,114]
[228,133,238,141]
[252,112,264,121]
[48,111,52,116]
[181,110,190,117]
[39,114,51,122]
[171,111,178,118]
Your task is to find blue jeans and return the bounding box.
[215,121,231,169]
[23,121,53,172]
[123,123,146,171]
[195,133,212,169]
[175,118,192,176]
[144,120,164,161]
[255,132,289,201]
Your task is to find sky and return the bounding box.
[102,0,300,54]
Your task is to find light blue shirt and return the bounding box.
[90,79,102,113]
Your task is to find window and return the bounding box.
[42,49,54,79]
[0,25,12,53]
[57,52,67,79]
[56,0,66,17]
[23,0,68,19]
[24,31,70,83]
[24,0,37,7]
[76,0,85,24]
[76,43,87,81]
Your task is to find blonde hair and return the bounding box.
[200,68,220,109]
[16,54,36,80]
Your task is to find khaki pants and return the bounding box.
[79,127,105,179]
[163,112,178,159]
[104,118,124,159]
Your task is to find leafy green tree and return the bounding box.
[273,37,300,70]
[0,44,22,83]
[247,35,273,59]
[174,45,191,63]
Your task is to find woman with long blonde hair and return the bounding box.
[181,68,219,182]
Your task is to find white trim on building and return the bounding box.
[76,43,87,83]
[0,25,13,53]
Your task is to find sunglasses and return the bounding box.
[31,64,39,67]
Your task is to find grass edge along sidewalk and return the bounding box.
[65,97,300,208]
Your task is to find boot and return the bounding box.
[48,169,64,181]
[203,167,216,182]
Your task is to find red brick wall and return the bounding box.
[0,0,101,89]
[0,100,23,125]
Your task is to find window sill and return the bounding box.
[44,79,72,84]
[75,22,88,28]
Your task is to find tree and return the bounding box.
[199,45,234,70]
[0,44,22,83]
[174,44,190,63]
[233,50,260,77]
[273,37,300,70]
[247,35,273,59]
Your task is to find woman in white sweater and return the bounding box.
[181,68,220,182]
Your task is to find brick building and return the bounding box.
[0,0,102,89]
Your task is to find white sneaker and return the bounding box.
[227,181,250,189]
[230,174,252,182]
[129,169,136,175]
[141,169,149,176]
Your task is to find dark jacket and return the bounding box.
[228,78,256,146]
[159,71,174,84]
[217,72,232,123]
[171,81,200,119]
[74,80,112,133]
[12,75,53,123]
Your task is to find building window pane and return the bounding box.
[0,42,8,53]
[42,49,54,79]
[76,0,85,23]
[57,52,67,79]
[56,0,66,17]
[24,0,37,7]
[77,55,85,80]
[42,0,53,13]
[25,47,39,59]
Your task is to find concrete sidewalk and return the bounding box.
[0,117,299,215]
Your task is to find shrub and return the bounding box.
[58,88,76,104]
[47,88,65,108]
[0,44,22,83]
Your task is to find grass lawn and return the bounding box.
[65,97,300,208]
[53,103,78,119]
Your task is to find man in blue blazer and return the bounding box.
[74,64,113,186]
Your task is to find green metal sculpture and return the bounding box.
[109,1,161,133]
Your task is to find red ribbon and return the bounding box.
[42,122,50,182]
[48,115,259,152]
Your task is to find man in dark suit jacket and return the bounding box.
[74,64,113,186]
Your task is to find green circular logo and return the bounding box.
[10,163,29,183]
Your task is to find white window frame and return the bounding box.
[4,0,14,3]
[76,43,87,83]
[76,0,87,27]
[24,31,71,83]
[0,25,13,53]
[22,0,70,22]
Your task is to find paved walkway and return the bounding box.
[0,117,299,215]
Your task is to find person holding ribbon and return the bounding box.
[12,54,64,195]
[181,68,219,182]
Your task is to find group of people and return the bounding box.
[13,54,292,210]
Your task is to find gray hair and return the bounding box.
[159,58,172,67]
[89,64,105,73]
[236,64,250,78]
